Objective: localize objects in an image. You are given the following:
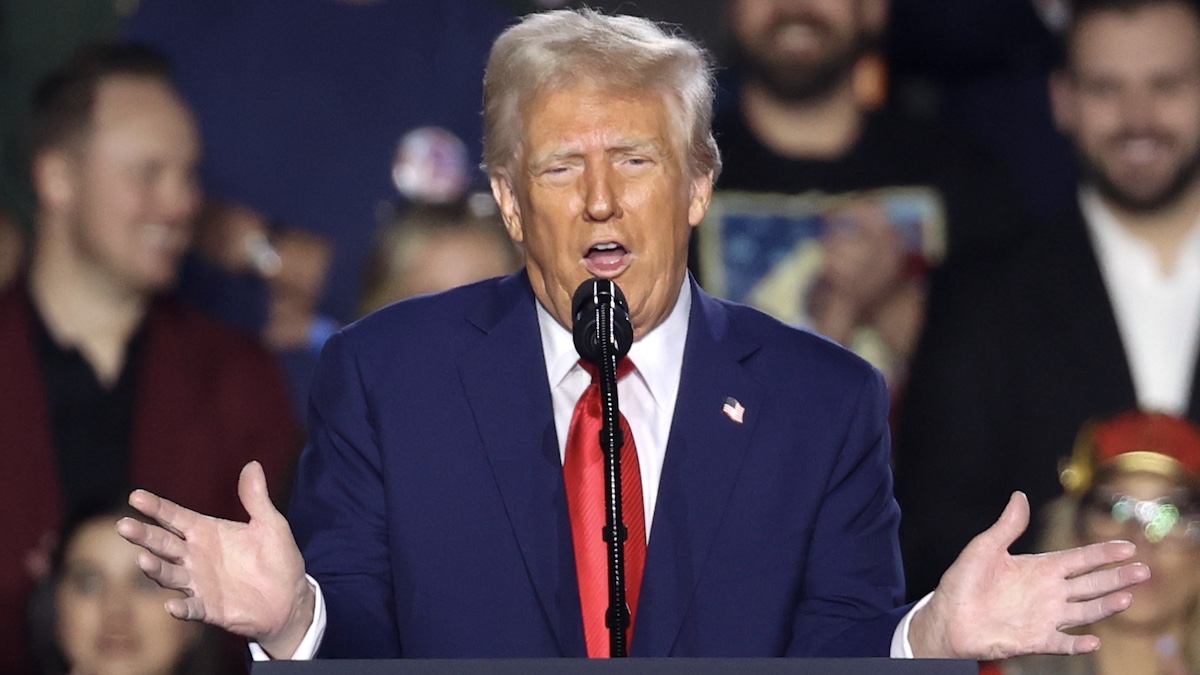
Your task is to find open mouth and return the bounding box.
[583,241,631,277]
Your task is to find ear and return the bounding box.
[31,149,76,214]
[1048,69,1077,134]
[687,170,714,228]
[489,172,524,244]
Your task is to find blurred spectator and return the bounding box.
[29,502,223,675]
[121,0,515,419]
[122,0,515,326]
[994,412,1200,675]
[896,0,1200,601]
[886,0,1078,223]
[0,45,299,673]
[185,202,331,352]
[696,0,1029,387]
[359,198,521,317]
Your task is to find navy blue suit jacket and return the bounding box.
[289,271,910,659]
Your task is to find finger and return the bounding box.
[128,488,165,519]
[1060,634,1101,656]
[1053,539,1138,578]
[136,550,192,592]
[238,460,281,523]
[1059,590,1135,629]
[129,489,196,539]
[116,518,188,563]
[971,491,1030,552]
[164,595,208,622]
[1065,561,1150,601]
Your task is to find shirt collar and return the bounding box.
[537,275,692,413]
[1081,187,1143,264]
[1081,186,1200,276]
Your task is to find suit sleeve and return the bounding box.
[788,366,912,657]
[288,329,402,658]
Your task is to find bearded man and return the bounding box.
[703,0,1027,391]
[896,0,1200,601]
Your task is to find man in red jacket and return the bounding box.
[0,44,300,673]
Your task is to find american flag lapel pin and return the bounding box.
[722,396,745,424]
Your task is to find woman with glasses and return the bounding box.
[997,411,1200,675]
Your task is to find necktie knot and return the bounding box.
[579,358,636,384]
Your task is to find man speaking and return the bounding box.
[120,9,1147,661]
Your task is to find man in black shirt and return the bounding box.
[0,45,298,673]
[702,0,1028,387]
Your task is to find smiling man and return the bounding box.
[0,44,299,672]
[120,9,1149,663]
[897,0,1200,602]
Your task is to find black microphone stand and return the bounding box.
[592,296,630,658]
[573,278,634,657]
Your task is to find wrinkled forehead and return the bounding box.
[515,78,687,161]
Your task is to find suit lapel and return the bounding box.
[633,282,764,656]
[1044,210,1137,404]
[456,273,583,656]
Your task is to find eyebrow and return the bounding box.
[530,137,666,168]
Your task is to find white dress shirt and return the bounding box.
[1082,189,1200,415]
[254,277,923,660]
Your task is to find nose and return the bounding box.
[1119,89,1158,132]
[98,585,133,619]
[583,161,621,222]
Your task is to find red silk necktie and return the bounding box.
[563,358,646,657]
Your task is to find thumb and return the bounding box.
[976,491,1030,552]
[238,461,278,522]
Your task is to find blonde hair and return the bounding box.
[481,8,721,181]
[358,202,520,317]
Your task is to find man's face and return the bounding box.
[1053,3,1200,212]
[491,84,713,340]
[731,0,883,102]
[50,75,201,294]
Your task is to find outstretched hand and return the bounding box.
[910,491,1150,660]
[117,461,314,659]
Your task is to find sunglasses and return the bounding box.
[1081,492,1200,544]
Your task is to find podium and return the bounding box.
[255,659,978,674]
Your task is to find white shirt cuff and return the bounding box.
[890,592,934,658]
[248,575,327,661]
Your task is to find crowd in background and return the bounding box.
[1,0,1199,673]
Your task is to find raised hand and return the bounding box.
[910,491,1151,660]
[117,461,314,658]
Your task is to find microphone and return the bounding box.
[571,278,633,366]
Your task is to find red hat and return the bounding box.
[1059,411,1200,497]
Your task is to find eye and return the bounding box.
[618,155,655,174]
[1083,80,1120,98]
[137,161,165,186]
[535,161,582,187]
[63,568,105,596]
